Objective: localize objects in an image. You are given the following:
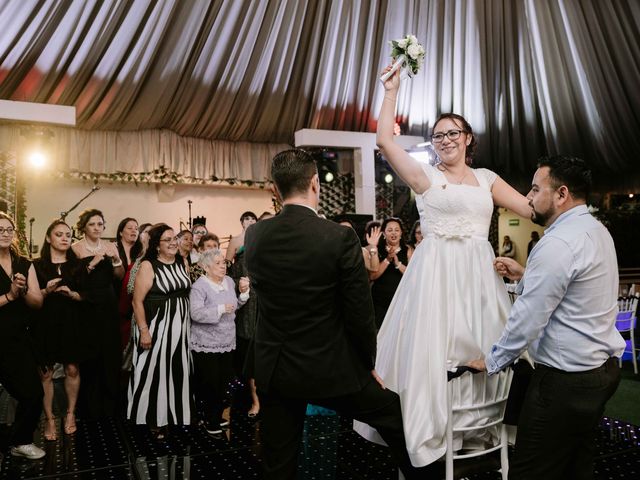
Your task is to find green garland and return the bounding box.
[56,166,271,189]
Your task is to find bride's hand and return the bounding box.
[380,64,400,92]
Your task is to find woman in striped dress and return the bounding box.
[127,224,191,440]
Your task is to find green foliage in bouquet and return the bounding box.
[389,34,425,77]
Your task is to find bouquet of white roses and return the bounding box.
[380,34,426,82]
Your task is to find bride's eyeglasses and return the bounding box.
[431,129,466,143]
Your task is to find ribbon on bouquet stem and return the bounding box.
[379,54,406,83]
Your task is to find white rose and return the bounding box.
[397,37,409,49]
[408,34,418,44]
[407,43,421,60]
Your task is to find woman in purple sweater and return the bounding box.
[189,248,249,435]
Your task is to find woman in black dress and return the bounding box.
[0,212,45,459]
[34,220,87,440]
[370,217,413,329]
[72,209,124,419]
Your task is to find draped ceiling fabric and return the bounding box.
[0,0,639,188]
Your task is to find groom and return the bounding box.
[245,149,433,480]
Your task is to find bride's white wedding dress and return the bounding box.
[355,163,512,467]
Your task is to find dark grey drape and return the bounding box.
[1,0,639,186]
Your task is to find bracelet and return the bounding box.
[369,248,378,254]
[395,263,402,270]
[112,260,123,268]
[4,293,11,303]
[139,325,148,332]
[87,264,95,271]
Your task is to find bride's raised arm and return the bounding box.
[377,68,431,194]
[491,176,532,219]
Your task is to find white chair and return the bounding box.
[445,368,514,480]
[616,295,639,374]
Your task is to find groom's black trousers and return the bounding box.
[509,357,620,480]
[259,377,438,480]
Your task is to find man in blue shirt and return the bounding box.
[469,155,625,479]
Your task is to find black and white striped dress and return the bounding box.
[128,258,191,426]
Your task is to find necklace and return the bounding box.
[437,164,469,185]
[83,239,102,254]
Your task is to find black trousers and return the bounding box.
[192,351,233,423]
[0,339,43,446]
[259,378,439,480]
[509,357,621,480]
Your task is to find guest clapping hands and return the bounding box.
[72,209,123,419]
[34,220,86,439]
[0,213,44,460]
[190,249,249,435]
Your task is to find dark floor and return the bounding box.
[0,379,639,479]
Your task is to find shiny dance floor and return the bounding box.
[1,383,638,479]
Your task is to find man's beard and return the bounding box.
[531,206,553,227]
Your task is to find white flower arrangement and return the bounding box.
[380,34,425,82]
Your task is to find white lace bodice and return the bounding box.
[416,164,497,240]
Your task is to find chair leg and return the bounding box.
[500,423,509,480]
[445,383,454,480]
[632,332,638,374]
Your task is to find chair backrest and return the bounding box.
[618,295,639,314]
[450,369,513,413]
[616,295,639,332]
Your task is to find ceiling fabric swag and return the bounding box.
[0,124,286,182]
[0,0,639,182]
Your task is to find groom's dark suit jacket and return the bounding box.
[244,204,376,399]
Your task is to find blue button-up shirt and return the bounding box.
[487,204,625,374]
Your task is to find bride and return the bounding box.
[354,66,532,467]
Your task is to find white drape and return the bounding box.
[0,125,286,181]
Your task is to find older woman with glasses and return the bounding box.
[190,249,249,435]
[0,213,45,459]
[128,224,191,440]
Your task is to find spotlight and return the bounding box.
[384,173,394,184]
[28,151,47,168]
[630,194,635,199]
[324,172,334,183]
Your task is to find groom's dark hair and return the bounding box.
[537,155,591,201]
[271,149,318,200]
